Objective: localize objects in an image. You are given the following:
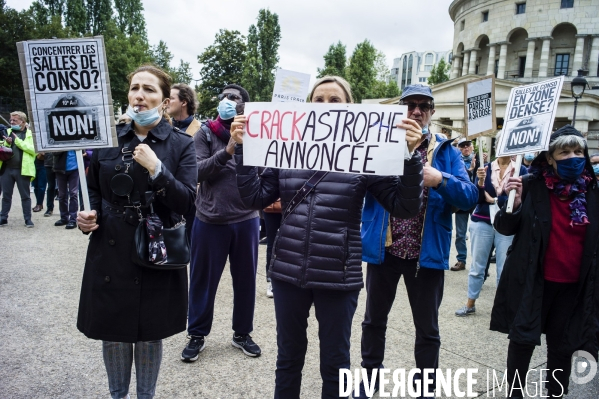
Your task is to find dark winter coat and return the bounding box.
[235,145,423,291]
[77,119,197,343]
[490,174,599,355]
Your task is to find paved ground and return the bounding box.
[0,192,597,398]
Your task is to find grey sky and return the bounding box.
[7,0,456,85]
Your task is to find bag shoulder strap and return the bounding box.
[282,171,328,223]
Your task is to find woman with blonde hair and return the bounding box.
[231,76,424,398]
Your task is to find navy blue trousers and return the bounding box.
[187,217,259,337]
[272,279,359,399]
[360,253,444,391]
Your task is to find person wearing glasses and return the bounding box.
[355,84,478,398]
[181,84,263,362]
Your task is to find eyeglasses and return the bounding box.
[404,102,433,112]
[218,93,242,102]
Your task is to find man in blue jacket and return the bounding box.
[355,85,478,398]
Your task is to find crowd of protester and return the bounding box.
[2,63,599,399]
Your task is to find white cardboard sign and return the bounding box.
[464,75,496,139]
[243,103,408,176]
[496,76,564,157]
[17,36,117,152]
[271,69,311,103]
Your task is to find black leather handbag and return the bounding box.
[132,218,189,270]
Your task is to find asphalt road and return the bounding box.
[0,192,597,398]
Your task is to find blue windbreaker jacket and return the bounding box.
[361,134,478,270]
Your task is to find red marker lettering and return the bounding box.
[246,111,259,137]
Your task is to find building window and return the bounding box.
[401,56,408,89]
[424,53,434,71]
[516,2,526,14]
[460,20,465,31]
[482,11,489,22]
[554,54,570,76]
[560,0,574,8]
[419,77,427,82]
[407,55,413,86]
[518,56,526,77]
[494,59,499,77]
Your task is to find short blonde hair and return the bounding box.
[10,111,27,123]
[308,76,354,103]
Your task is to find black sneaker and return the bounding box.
[0,219,7,227]
[65,221,77,229]
[54,219,68,226]
[231,334,261,357]
[181,335,205,362]
[44,209,53,217]
[25,219,34,228]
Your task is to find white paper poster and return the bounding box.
[464,75,495,138]
[271,69,311,103]
[17,36,117,152]
[243,103,408,176]
[496,76,564,157]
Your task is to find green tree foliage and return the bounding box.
[346,40,377,103]
[103,20,152,108]
[0,1,70,111]
[64,0,87,35]
[113,0,146,38]
[197,29,246,118]
[87,0,112,35]
[317,41,346,78]
[150,40,173,72]
[427,58,451,86]
[241,9,281,101]
[370,51,400,99]
[172,60,192,85]
[42,0,64,17]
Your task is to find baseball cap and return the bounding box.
[400,84,434,101]
[457,138,472,147]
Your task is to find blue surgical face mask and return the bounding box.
[593,164,599,175]
[422,125,429,135]
[126,100,165,127]
[555,157,586,182]
[524,153,535,162]
[10,125,21,131]
[217,98,237,120]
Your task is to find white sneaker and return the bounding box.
[266,282,273,298]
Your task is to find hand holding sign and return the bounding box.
[231,115,246,145]
[505,175,523,210]
[477,166,487,187]
[397,118,423,154]
[77,210,98,232]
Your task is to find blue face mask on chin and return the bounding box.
[593,164,599,176]
[524,153,535,162]
[126,101,164,127]
[10,125,21,131]
[217,98,237,121]
[555,157,586,182]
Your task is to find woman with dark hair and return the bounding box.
[231,75,424,399]
[76,65,196,399]
[491,125,599,398]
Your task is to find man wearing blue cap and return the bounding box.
[356,85,478,398]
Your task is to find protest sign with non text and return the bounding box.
[17,36,117,152]
[271,69,311,103]
[243,103,408,176]
[496,76,564,157]
[464,75,496,139]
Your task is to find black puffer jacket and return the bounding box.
[235,145,423,291]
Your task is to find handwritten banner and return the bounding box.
[243,103,408,175]
[496,76,564,157]
[17,36,117,152]
[463,75,496,139]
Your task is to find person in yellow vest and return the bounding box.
[0,111,36,227]
[168,83,200,136]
